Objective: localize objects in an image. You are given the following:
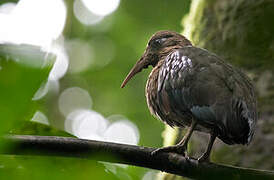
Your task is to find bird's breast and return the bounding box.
[145,65,161,118]
[145,60,192,127]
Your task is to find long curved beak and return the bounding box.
[121,56,147,88]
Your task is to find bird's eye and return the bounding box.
[151,38,167,48]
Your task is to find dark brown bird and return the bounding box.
[121,30,257,162]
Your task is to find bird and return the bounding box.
[121,30,257,162]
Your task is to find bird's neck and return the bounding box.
[154,45,182,68]
[158,45,183,61]
[148,56,165,84]
[147,54,166,85]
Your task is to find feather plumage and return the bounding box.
[146,46,257,145]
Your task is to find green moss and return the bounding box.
[182,0,207,44]
[182,0,274,70]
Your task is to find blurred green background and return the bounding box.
[0,0,191,179]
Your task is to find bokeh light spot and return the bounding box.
[82,0,120,16]
[65,109,82,134]
[0,3,16,14]
[58,87,92,116]
[66,39,93,73]
[104,120,139,145]
[73,110,108,138]
[49,39,69,80]
[65,109,108,141]
[73,0,103,25]
[0,0,67,47]
[90,36,115,69]
[65,112,140,145]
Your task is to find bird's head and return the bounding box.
[121,30,192,88]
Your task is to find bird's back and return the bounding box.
[146,46,257,145]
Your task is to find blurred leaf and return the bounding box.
[0,44,54,135]
[0,155,119,180]
[9,121,74,137]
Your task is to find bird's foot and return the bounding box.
[151,144,186,156]
[197,153,210,163]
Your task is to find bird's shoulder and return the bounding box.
[158,46,233,92]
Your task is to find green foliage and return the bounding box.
[0,0,192,179]
[0,155,119,180]
[0,44,54,135]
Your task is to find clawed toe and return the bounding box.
[151,145,186,156]
[197,154,210,163]
[184,154,191,161]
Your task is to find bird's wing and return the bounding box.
[157,46,257,144]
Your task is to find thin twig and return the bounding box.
[1,135,273,180]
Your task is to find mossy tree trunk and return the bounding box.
[158,0,274,179]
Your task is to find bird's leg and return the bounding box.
[151,119,197,156]
[197,132,216,163]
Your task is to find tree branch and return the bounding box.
[1,135,273,180]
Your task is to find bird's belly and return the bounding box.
[146,87,212,133]
[145,63,216,134]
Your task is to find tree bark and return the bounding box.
[159,0,274,179]
[1,135,274,180]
